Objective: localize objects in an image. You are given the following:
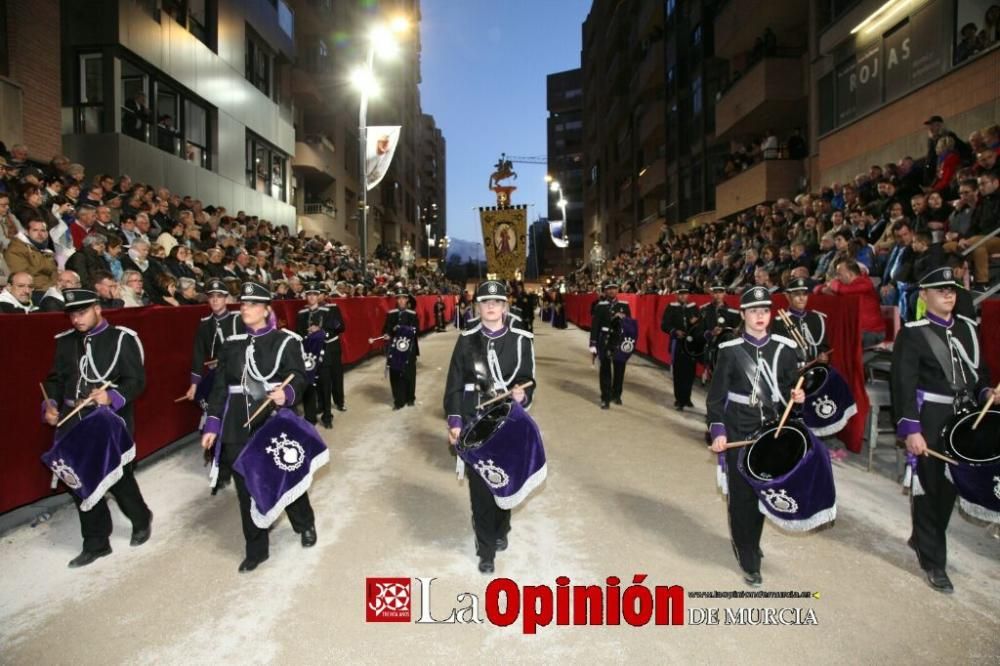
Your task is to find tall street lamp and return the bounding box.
[351,17,409,278]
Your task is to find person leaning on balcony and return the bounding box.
[942,171,1000,290]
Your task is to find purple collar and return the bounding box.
[248,321,275,337]
[788,308,806,317]
[481,324,508,339]
[213,310,230,320]
[926,311,953,328]
[743,331,769,347]
[86,319,109,337]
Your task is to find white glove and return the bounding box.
[589,346,597,355]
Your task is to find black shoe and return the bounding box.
[406,400,415,407]
[238,554,269,573]
[130,512,153,547]
[68,547,112,568]
[676,405,685,412]
[211,478,231,496]
[496,536,508,552]
[336,405,347,412]
[301,527,318,548]
[321,420,333,429]
[613,398,623,405]
[743,570,762,587]
[684,402,695,408]
[925,568,954,593]
[478,557,495,574]
[393,405,403,410]
[600,401,610,409]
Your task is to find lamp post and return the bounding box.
[352,17,409,279]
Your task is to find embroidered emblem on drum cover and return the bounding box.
[620,337,635,353]
[474,459,510,489]
[51,458,82,489]
[993,476,1000,501]
[266,432,306,472]
[763,488,799,513]
[813,395,837,419]
[394,336,410,352]
[303,352,318,371]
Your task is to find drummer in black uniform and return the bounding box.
[707,286,804,586]
[296,283,345,428]
[662,285,701,411]
[200,281,315,572]
[185,278,245,493]
[383,288,420,409]
[42,288,153,568]
[444,279,536,573]
[772,277,830,364]
[589,280,632,409]
[699,281,741,381]
[890,266,994,593]
[434,295,447,332]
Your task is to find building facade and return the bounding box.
[418,112,446,261]
[546,68,584,273]
[59,0,298,228]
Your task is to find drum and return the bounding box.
[388,324,417,372]
[683,334,706,359]
[232,408,329,528]
[541,305,553,323]
[457,400,547,510]
[194,366,217,409]
[738,419,837,531]
[942,408,1000,524]
[41,407,135,511]
[303,330,326,385]
[613,316,639,363]
[799,364,858,437]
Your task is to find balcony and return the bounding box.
[715,56,805,140]
[638,98,665,146]
[714,159,803,219]
[293,138,337,177]
[714,0,807,60]
[637,40,664,93]
[638,158,666,199]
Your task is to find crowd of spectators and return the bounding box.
[0,141,460,314]
[567,114,1000,345]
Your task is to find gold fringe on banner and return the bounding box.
[479,205,528,281]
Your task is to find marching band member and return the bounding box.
[383,288,420,409]
[42,288,152,568]
[662,285,701,411]
[589,280,631,409]
[699,281,741,380]
[296,283,345,428]
[891,266,993,593]
[186,278,244,493]
[200,281,316,572]
[707,286,804,587]
[772,277,830,364]
[444,279,536,574]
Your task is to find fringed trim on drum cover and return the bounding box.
[248,448,330,529]
[79,444,137,512]
[903,463,925,496]
[757,503,837,532]
[957,498,1000,525]
[494,463,547,510]
[810,404,858,438]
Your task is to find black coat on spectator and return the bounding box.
[65,247,111,289]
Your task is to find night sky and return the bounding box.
[419,0,592,256]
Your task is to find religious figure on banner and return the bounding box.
[494,223,516,256]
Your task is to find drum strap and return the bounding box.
[919,327,972,396]
[735,347,775,409]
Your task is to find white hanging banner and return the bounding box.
[365,126,402,191]
[548,219,569,248]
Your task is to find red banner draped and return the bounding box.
[564,292,870,453]
[982,301,1000,385]
[0,295,454,515]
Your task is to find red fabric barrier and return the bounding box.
[564,292,869,453]
[982,300,1000,385]
[0,295,454,515]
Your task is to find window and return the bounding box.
[565,120,583,131]
[246,132,288,202]
[184,100,209,167]
[77,54,105,134]
[156,83,181,156]
[121,61,149,141]
[246,27,273,97]
[564,88,582,99]
[691,76,703,116]
[666,0,677,18]
[162,0,215,47]
[692,24,703,48]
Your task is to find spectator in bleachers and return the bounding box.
[948,178,979,238]
[153,273,181,306]
[944,171,1000,289]
[880,220,915,314]
[4,218,57,302]
[821,260,885,348]
[65,233,110,288]
[38,269,81,312]
[0,271,35,313]
[93,270,125,309]
[929,135,961,196]
[176,277,200,305]
[69,205,97,250]
[975,148,1000,178]
[121,270,149,307]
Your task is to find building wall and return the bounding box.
[4,0,62,159]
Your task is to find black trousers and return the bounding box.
[222,440,315,560]
[75,461,151,553]
[389,355,417,407]
[329,341,345,409]
[303,366,332,424]
[467,463,511,560]
[910,404,957,570]
[724,446,765,574]
[598,355,626,402]
[672,348,696,406]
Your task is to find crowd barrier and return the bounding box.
[0,296,455,514]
